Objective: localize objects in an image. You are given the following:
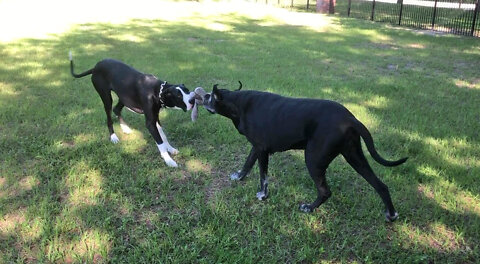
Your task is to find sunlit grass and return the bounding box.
[0,0,479,263]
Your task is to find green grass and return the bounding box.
[1,1,480,263]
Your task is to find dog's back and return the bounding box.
[226,90,355,152]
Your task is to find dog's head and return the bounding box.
[203,81,242,116]
[161,83,195,112]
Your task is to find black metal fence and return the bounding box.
[335,0,480,36]
[253,0,479,36]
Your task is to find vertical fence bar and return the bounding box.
[348,0,352,16]
[398,0,404,25]
[472,0,479,36]
[291,0,294,7]
[307,0,310,9]
[432,0,438,29]
[371,0,376,20]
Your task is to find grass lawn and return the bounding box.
[1,0,479,263]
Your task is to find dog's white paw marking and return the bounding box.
[157,143,178,167]
[299,204,313,213]
[165,158,178,168]
[385,212,399,222]
[256,191,267,201]
[167,146,179,155]
[230,170,242,181]
[110,133,120,144]
[120,123,132,134]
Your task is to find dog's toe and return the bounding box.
[110,133,120,144]
[256,191,267,201]
[299,204,313,213]
[385,212,399,222]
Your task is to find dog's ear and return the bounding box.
[212,84,222,101]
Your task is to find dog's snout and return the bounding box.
[189,97,195,105]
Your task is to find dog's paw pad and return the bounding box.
[385,212,399,222]
[299,204,313,213]
[120,124,132,134]
[110,134,120,144]
[230,171,242,181]
[256,191,267,201]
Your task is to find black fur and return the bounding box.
[203,84,407,221]
[70,56,193,148]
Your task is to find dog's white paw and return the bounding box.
[120,124,132,134]
[110,133,120,144]
[165,158,178,168]
[299,204,313,213]
[385,211,399,222]
[167,146,179,155]
[256,191,267,201]
[230,170,242,181]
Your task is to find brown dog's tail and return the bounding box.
[69,51,93,78]
[351,119,408,167]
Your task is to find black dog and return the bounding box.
[202,83,407,221]
[69,52,195,167]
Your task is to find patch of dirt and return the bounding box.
[61,140,75,148]
[417,184,434,199]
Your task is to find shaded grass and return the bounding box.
[1,3,480,263]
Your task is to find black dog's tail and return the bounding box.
[69,51,93,78]
[236,81,243,91]
[351,119,408,167]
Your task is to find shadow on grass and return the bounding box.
[0,13,479,263]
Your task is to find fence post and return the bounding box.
[371,0,376,21]
[398,0,404,25]
[472,0,479,36]
[307,0,310,9]
[432,0,438,29]
[348,0,352,16]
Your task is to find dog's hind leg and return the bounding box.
[300,140,337,213]
[256,151,269,201]
[113,101,132,134]
[92,75,118,143]
[230,146,258,181]
[341,136,398,222]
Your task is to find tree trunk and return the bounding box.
[316,0,335,14]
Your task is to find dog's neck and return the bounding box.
[216,92,242,125]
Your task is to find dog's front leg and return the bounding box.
[230,147,258,181]
[156,122,179,155]
[145,118,178,167]
[256,151,269,201]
